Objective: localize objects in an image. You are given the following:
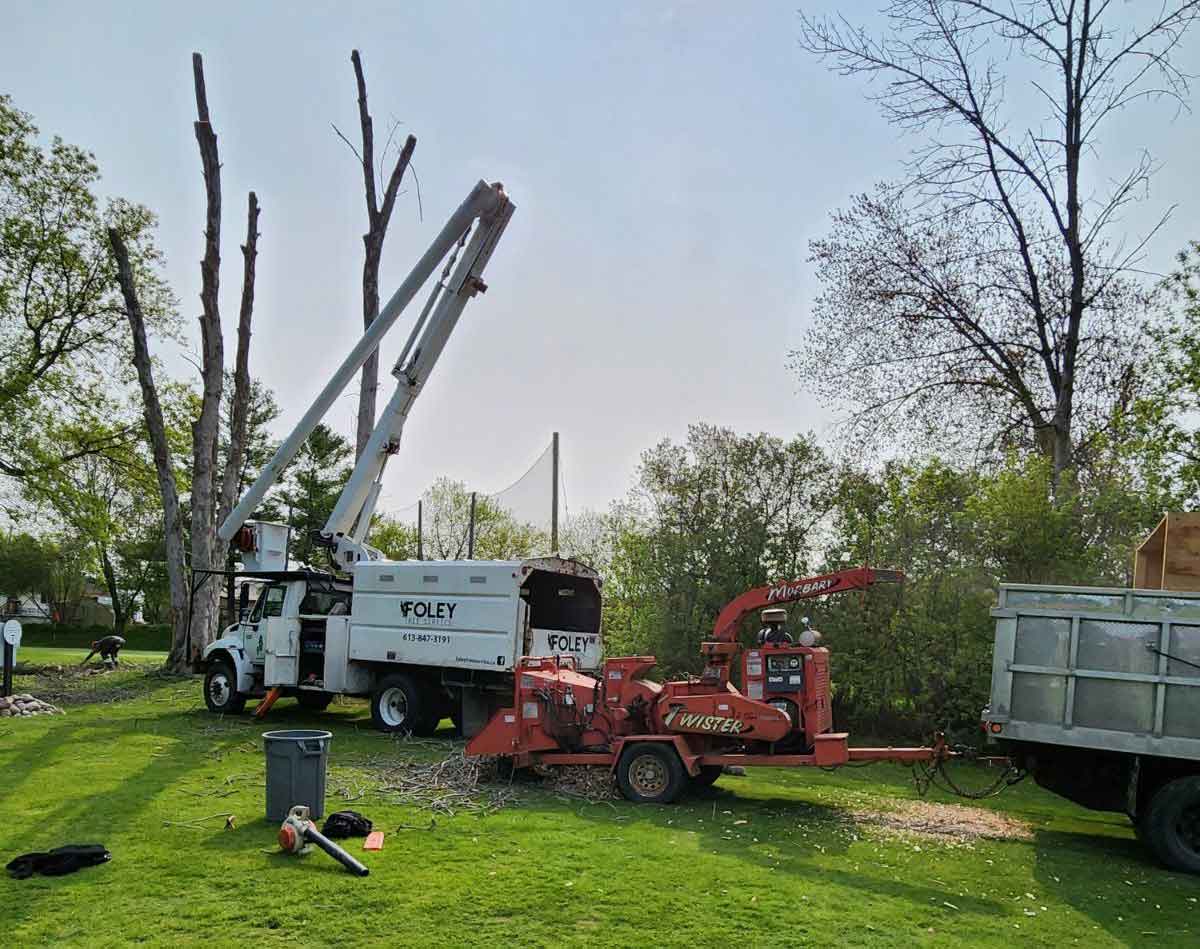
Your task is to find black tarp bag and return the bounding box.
[321,811,372,839]
[7,844,111,879]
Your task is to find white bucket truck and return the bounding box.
[201,181,602,735]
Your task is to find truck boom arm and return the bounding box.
[218,180,512,554]
[323,190,514,563]
[708,566,904,643]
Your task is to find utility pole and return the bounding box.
[551,431,560,554]
[417,500,423,561]
[467,492,477,559]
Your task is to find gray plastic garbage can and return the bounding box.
[263,729,331,822]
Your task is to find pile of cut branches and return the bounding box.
[368,746,618,814]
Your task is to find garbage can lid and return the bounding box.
[262,729,332,741]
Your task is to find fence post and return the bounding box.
[551,431,560,554]
[468,492,477,559]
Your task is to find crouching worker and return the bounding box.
[82,635,126,667]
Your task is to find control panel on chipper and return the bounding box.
[766,653,805,692]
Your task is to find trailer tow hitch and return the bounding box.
[912,743,1025,800]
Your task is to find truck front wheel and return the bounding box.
[370,673,426,735]
[616,743,686,804]
[1141,775,1200,874]
[203,661,247,715]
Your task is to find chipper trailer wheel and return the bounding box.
[1141,775,1200,874]
[616,742,686,804]
[203,660,247,715]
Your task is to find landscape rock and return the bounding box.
[0,693,63,718]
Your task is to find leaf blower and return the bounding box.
[277,805,369,876]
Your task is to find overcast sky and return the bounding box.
[3,1,1197,521]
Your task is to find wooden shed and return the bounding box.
[1134,512,1200,591]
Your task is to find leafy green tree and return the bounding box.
[0,94,174,480]
[966,453,1159,587]
[604,425,835,672]
[369,514,419,560]
[262,424,354,568]
[812,452,1162,737]
[558,510,613,572]
[218,377,279,504]
[22,446,162,633]
[45,536,89,625]
[813,459,994,736]
[0,530,54,607]
[1116,241,1200,506]
[417,478,546,561]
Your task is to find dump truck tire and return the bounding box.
[203,661,247,715]
[1142,775,1200,874]
[616,743,685,804]
[370,673,425,734]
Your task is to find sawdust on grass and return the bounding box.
[850,797,1033,843]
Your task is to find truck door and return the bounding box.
[262,583,300,687]
[241,583,270,663]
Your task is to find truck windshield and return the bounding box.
[300,587,350,616]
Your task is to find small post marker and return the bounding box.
[2,619,21,698]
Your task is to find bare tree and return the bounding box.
[108,53,258,671]
[108,227,189,659]
[336,49,416,459]
[796,1,1200,483]
[218,193,260,528]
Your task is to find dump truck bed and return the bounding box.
[988,583,1200,761]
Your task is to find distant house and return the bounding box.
[1,579,138,628]
[2,592,52,622]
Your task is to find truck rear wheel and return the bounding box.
[1141,776,1200,874]
[203,661,247,715]
[370,673,426,735]
[616,743,686,804]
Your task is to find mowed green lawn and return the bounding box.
[1,649,1196,948]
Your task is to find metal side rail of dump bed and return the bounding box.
[987,583,1200,760]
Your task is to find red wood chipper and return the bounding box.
[466,566,951,802]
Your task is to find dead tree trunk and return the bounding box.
[109,54,260,672]
[217,193,259,627]
[187,51,228,666]
[107,228,190,668]
[346,49,416,459]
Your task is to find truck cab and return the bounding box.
[202,571,353,714]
